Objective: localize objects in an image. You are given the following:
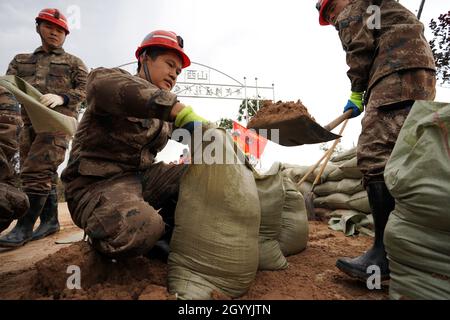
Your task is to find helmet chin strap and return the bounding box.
[142,54,153,84]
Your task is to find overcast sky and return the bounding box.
[1,0,449,170]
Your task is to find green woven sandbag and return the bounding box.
[278,173,308,257]
[339,157,363,179]
[384,101,450,300]
[315,179,364,196]
[330,147,357,163]
[168,125,260,300]
[346,190,370,214]
[254,162,288,271]
[313,193,351,210]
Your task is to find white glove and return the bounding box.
[40,94,64,109]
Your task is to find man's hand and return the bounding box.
[40,94,64,109]
[343,91,364,118]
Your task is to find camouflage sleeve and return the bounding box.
[88,67,178,121]
[5,57,18,76]
[338,12,376,93]
[65,58,88,112]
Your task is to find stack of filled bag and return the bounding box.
[282,147,374,237]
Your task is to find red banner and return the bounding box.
[232,121,268,159]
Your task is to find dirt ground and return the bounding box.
[0,203,388,300]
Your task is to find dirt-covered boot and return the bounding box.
[336,181,394,281]
[31,188,60,240]
[0,193,48,247]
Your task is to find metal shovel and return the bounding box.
[248,110,353,146]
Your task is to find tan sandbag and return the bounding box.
[330,147,356,163]
[326,167,346,181]
[314,179,364,196]
[339,157,362,179]
[313,193,351,210]
[346,190,370,214]
[168,125,260,300]
[297,181,312,196]
[0,75,77,135]
[283,165,309,183]
[278,174,308,257]
[254,162,288,270]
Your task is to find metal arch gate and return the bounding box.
[116,61,275,120]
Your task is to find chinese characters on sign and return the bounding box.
[173,84,244,99]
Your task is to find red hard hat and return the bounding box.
[36,8,70,34]
[135,30,191,69]
[316,0,332,26]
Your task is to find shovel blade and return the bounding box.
[248,115,341,146]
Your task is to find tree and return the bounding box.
[216,99,268,130]
[237,99,262,123]
[429,11,450,85]
[217,117,233,130]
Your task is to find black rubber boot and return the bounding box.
[336,181,394,281]
[31,188,60,241]
[0,194,48,248]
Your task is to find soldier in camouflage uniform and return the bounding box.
[0,88,30,233]
[0,8,88,247]
[61,30,208,259]
[316,0,436,280]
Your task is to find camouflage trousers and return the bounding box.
[0,110,29,231]
[65,162,188,258]
[357,69,436,187]
[20,125,70,195]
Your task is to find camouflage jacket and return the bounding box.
[61,67,178,188]
[6,46,88,120]
[0,87,21,183]
[336,0,436,94]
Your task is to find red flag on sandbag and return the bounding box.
[232,121,268,159]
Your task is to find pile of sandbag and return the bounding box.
[384,101,450,300]
[168,125,308,300]
[282,147,374,236]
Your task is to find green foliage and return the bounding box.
[429,11,450,84]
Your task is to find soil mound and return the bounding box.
[247,100,315,129]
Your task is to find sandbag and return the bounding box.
[168,125,260,300]
[314,179,364,196]
[346,190,370,214]
[339,157,362,179]
[326,167,346,182]
[284,165,309,183]
[0,75,77,135]
[385,212,450,299]
[254,162,288,270]
[331,147,356,162]
[278,174,308,257]
[313,193,351,210]
[297,181,312,197]
[285,163,338,184]
[384,101,450,300]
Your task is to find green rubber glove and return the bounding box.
[174,106,208,128]
[343,91,364,118]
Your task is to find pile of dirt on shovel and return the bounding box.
[247,100,316,129]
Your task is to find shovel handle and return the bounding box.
[324,110,353,132]
[312,117,350,187]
